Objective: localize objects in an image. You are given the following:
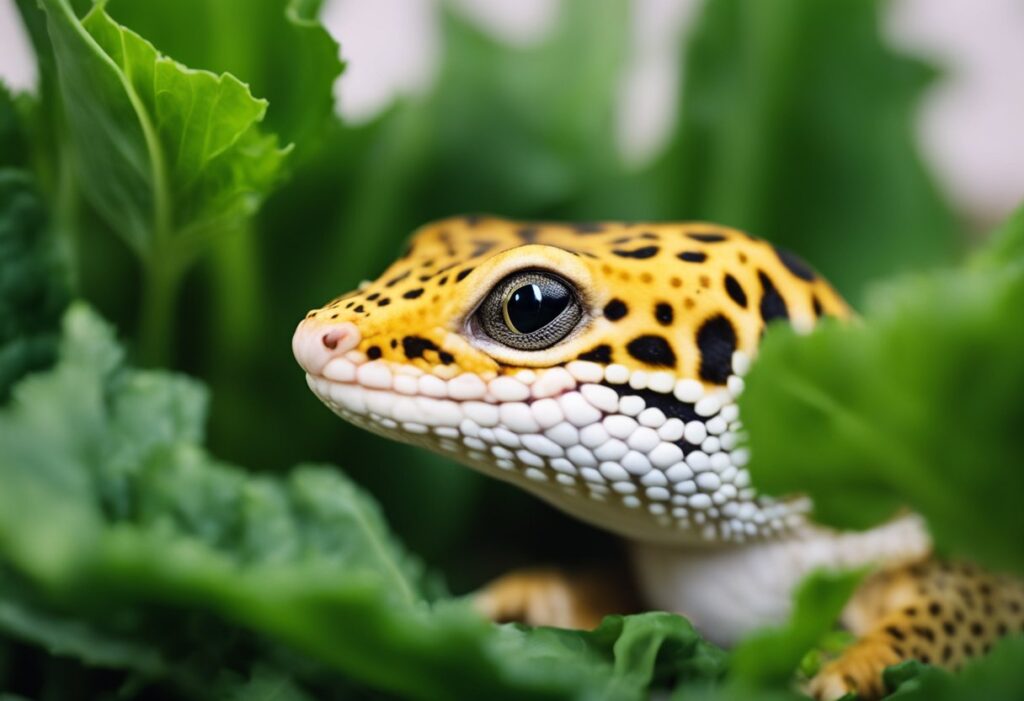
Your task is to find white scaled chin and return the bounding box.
[304,350,810,546]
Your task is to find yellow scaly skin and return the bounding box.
[292,216,1024,699]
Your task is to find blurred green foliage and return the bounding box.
[1,0,1021,698]
[0,168,67,400]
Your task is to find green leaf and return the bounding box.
[99,0,342,155]
[729,569,863,688]
[38,0,288,260]
[0,568,166,676]
[0,170,68,401]
[0,304,729,700]
[885,635,1024,699]
[741,208,1024,573]
[0,85,29,170]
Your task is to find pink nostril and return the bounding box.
[293,320,362,375]
[317,323,360,356]
[322,330,343,350]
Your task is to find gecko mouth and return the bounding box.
[301,348,809,545]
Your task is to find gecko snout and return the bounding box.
[292,319,361,375]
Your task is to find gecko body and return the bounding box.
[293,217,1023,699]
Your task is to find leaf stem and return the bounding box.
[138,252,181,367]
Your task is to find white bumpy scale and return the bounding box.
[304,346,808,546]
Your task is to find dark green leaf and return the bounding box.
[0,170,68,401]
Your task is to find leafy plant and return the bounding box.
[35,0,290,363]
[2,0,1022,698]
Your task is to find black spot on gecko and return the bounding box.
[353,305,365,313]
[654,303,673,326]
[774,246,816,281]
[913,626,936,642]
[385,270,411,287]
[678,251,706,263]
[377,298,391,307]
[366,292,380,301]
[402,336,440,359]
[438,351,455,365]
[627,335,676,367]
[687,232,727,243]
[696,314,737,384]
[578,345,612,363]
[366,346,382,360]
[758,271,789,323]
[456,268,474,282]
[812,294,823,317]
[613,246,659,259]
[604,299,628,321]
[403,288,425,299]
[886,626,906,641]
[605,384,699,423]
[724,274,747,308]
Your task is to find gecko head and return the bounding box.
[293,216,848,545]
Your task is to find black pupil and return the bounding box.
[506,283,569,334]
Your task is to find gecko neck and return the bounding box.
[629,514,932,645]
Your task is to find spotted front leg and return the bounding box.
[809,559,1024,700]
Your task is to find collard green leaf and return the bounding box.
[0,569,166,676]
[741,208,1024,573]
[0,305,729,700]
[38,0,288,259]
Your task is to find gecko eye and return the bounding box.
[477,271,582,351]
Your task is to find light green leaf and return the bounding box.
[100,0,342,154]
[38,0,288,260]
[729,570,863,688]
[741,207,1024,573]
